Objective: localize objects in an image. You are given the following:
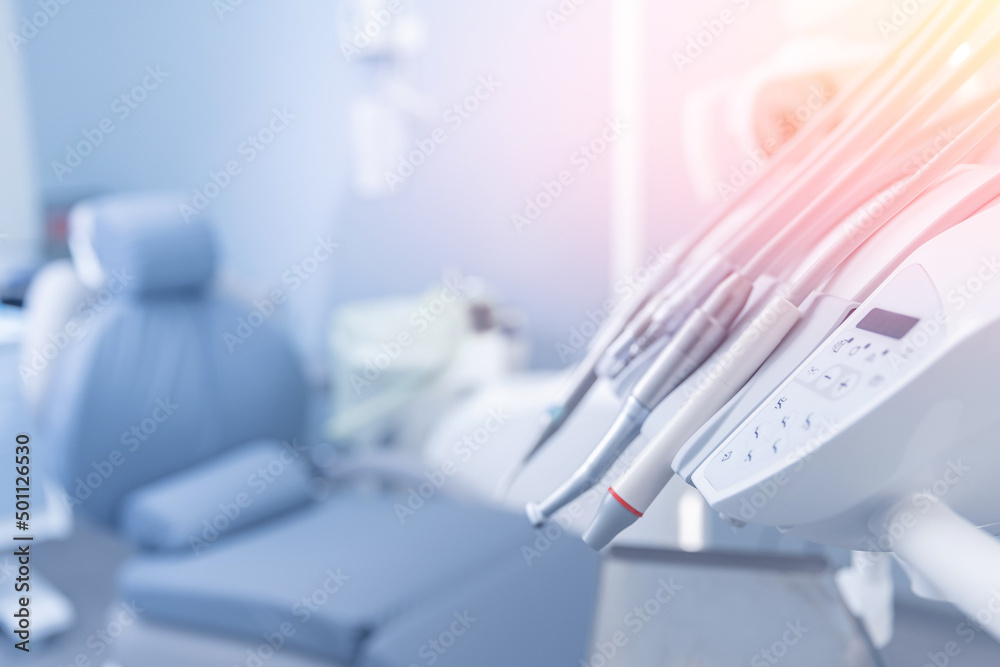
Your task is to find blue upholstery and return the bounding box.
[120,439,314,551]
[71,192,216,296]
[42,192,601,665]
[41,193,308,525]
[118,495,568,665]
[358,530,600,667]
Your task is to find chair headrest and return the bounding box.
[68,192,217,296]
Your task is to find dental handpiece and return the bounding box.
[598,254,736,378]
[523,0,989,525]
[582,93,1000,550]
[517,249,684,470]
[527,159,901,524]
[543,37,1000,524]
[606,109,954,390]
[521,210,754,470]
[526,272,753,524]
[516,0,964,469]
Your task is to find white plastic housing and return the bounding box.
[691,204,1000,550]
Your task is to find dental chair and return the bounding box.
[31,193,599,666]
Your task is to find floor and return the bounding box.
[4,518,1000,667]
[882,604,1000,667]
[0,518,340,667]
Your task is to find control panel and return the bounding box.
[703,265,945,492]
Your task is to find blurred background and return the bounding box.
[6,0,892,372]
[2,0,1000,665]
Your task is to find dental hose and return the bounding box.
[515,0,990,483]
[584,91,1000,550]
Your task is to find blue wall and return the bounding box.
[14,0,618,371]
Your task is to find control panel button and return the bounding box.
[815,366,842,390]
[750,422,777,443]
[798,365,823,384]
[832,338,854,353]
[779,412,797,430]
[801,413,815,431]
[832,373,860,398]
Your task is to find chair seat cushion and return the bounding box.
[358,525,600,667]
[118,493,563,664]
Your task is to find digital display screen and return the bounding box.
[856,308,920,340]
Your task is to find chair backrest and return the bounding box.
[38,193,308,525]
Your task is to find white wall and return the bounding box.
[0,0,42,280]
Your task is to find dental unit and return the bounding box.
[518,0,987,469]
[525,14,1000,525]
[598,0,999,396]
[583,94,1000,552]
